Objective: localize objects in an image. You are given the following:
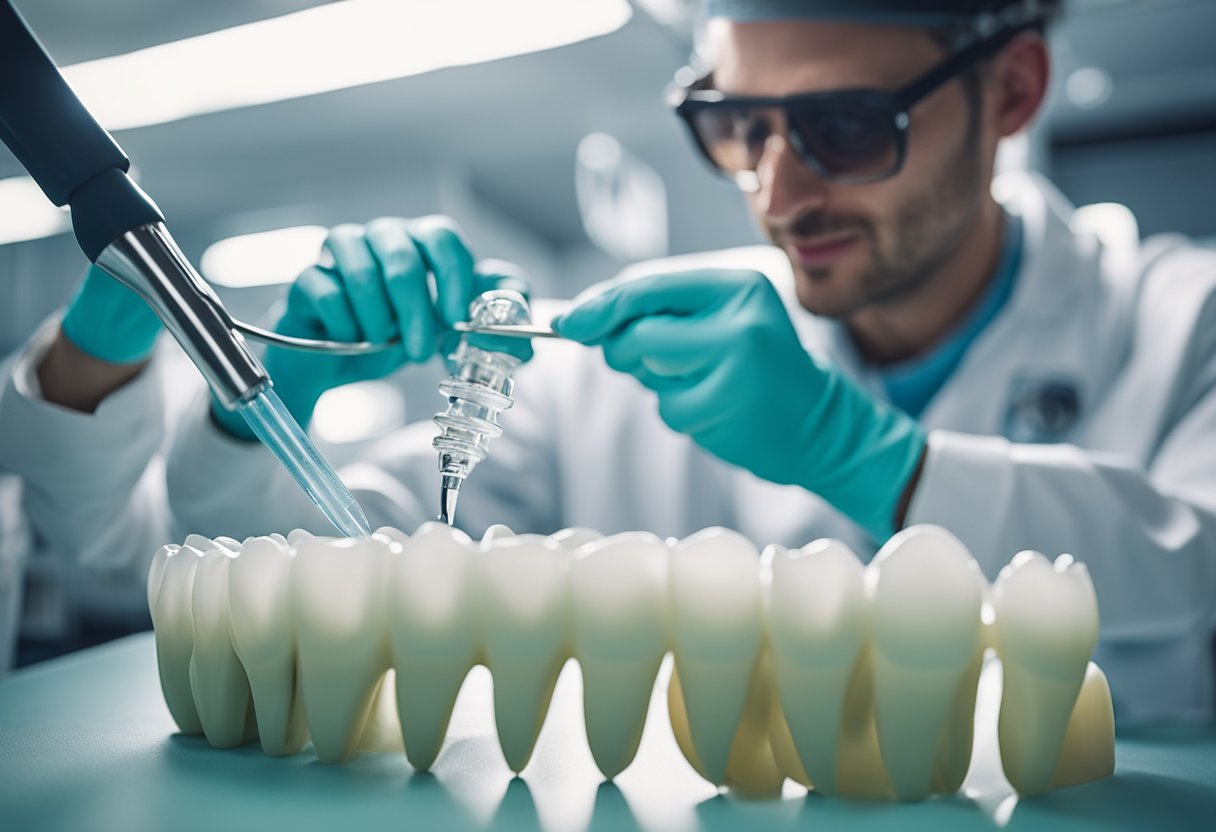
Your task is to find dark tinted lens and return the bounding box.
[690,105,775,174]
[788,102,899,179]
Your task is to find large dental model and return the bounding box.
[147,524,1115,800]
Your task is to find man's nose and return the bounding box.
[754,132,830,222]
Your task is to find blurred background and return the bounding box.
[1,0,1214,658]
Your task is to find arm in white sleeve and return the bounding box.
[907,424,1216,642]
[0,319,169,579]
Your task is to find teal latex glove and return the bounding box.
[212,216,533,440]
[60,264,162,364]
[553,269,926,542]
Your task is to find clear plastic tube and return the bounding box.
[239,387,371,538]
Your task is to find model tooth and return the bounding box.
[869,525,986,800]
[228,535,306,756]
[286,529,313,547]
[292,535,391,763]
[569,531,668,779]
[481,524,515,546]
[387,522,481,770]
[993,551,1100,794]
[147,544,178,613]
[149,543,205,735]
[374,526,409,546]
[764,539,874,795]
[550,527,603,550]
[1048,661,1115,790]
[666,527,763,786]
[188,539,256,747]
[480,532,568,773]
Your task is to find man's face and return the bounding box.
[708,19,991,318]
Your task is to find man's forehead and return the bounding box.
[706,18,940,95]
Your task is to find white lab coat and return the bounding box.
[0,319,172,674]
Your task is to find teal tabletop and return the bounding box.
[0,633,1213,831]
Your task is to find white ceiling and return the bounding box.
[2,0,1213,261]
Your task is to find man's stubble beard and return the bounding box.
[789,121,987,319]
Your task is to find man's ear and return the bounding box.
[991,32,1051,138]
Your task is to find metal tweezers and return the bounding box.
[232,319,562,356]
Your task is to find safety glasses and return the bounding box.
[669,22,1028,190]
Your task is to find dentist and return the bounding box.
[165,0,1215,724]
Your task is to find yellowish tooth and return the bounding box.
[1048,661,1115,790]
[292,535,391,763]
[189,539,256,748]
[666,527,763,787]
[149,544,205,735]
[387,522,481,770]
[228,535,306,756]
[480,533,568,773]
[569,531,667,779]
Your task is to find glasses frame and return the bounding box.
[669,22,1031,189]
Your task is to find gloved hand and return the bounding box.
[212,216,533,440]
[60,264,162,364]
[553,269,926,541]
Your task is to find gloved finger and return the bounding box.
[322,224,395,343]
[410,215,475,328]
[466,259,534,363]
[282,265,361,343]
[553,268,764,344]
[365,216,435,362]
[600,314,731,380]
[654,357,738,437]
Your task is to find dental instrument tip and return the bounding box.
[440,476,462,526]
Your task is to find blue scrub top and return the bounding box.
[878,213,1023,418]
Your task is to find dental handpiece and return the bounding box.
[432,290,534,527]
[0,1,369,539]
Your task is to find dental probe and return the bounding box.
[0,1,370,539]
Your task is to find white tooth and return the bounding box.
[569,531,667,779]
[550,527,603,549]
[147,544,178,614]
[993,551,1100,795]
[214,536,243,551]
[292,535,391,762]
[150,544,205,734]
[375,525,409,546]
[287,529,314,547]
[189,539,256,747]
[228,535,306,756]
[764,539,872,796]
[869,525,986,800]
[387,522,480,770]
[666,527,763,786]
[480,532,568,773]
[1048,661,1115,790]
[481,524,515,547]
